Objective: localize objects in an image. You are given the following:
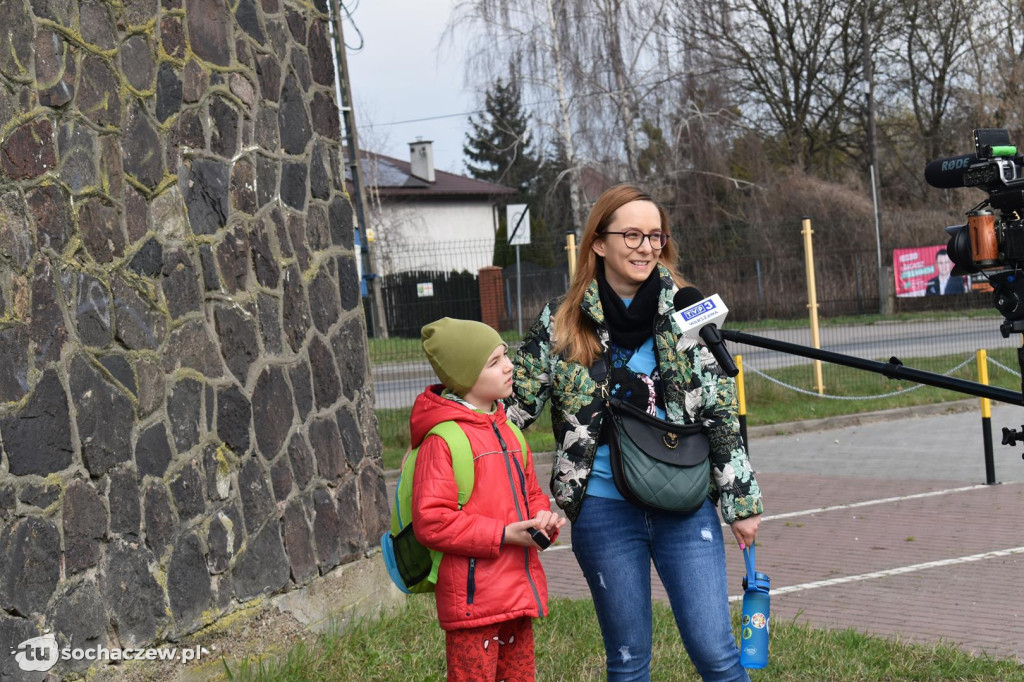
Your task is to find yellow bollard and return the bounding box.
[802,218,824,394]
[977,349,996,484]
[565,232,578,280]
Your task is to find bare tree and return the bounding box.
[893,0,974,160]
[692,0,866,171]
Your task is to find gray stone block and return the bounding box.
[239,457,274,533]
[250,220,279,288]
[168,532,212,629]
[62,478,107,575]
[170,460,206,521]
[307,335,340,409]
[231,521,289,600]
[136,421,172,478]
[184,158,229,235]
[217,385,252,456]
[282,499,316,584]
[108,466,141,536]
[277,74,309,155]
[2,369,72,476]
[0,516,60,617]
[168,377,203,452]
[307,263,339,334]
[288,357,313,420]
[252,366,293,460]
[47,579,109,673]
[101,538,167,647]
[311,488,342,572]
[307,416,344,482]
[161,247,203,320]
[286,432,316,490]
[143,483,176,557]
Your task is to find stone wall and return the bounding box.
[0,0,388,675]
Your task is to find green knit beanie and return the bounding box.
[421,317,506,395]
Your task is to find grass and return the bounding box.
[740,346,1020,426]
[222,597,1024,681]
[375,346,1018,470]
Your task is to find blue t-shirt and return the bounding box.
[587,303,666,499]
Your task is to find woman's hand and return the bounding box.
[730,514,761,549]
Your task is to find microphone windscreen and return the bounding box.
[673,286,704,311]
[923,154,979,189]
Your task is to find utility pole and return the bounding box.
[863,5,887,315]
[329,0,388,338]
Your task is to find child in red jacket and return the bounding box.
[412,317,565,682]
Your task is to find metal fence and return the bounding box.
[366,234,1020,452]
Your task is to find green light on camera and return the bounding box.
[991,145,1017,156]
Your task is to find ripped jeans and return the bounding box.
[571,495,749,682]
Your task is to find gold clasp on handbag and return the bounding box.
[662,432,679,449]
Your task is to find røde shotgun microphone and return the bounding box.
[924,153,980,189]
[672,287,739,377]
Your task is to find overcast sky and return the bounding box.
[344,0,474,174]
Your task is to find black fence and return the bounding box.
[375,270,480,338]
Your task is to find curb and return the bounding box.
[382,399,982,481]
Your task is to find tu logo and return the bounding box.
[10,630,58,672]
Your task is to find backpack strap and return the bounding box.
[506,421,529,467]
[425,421,474,508]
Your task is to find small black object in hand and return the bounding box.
[528,527,551,549]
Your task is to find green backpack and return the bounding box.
[381,420,528,594]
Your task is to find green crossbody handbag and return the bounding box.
[605,395,712,513]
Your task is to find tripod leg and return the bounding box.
[1018,345,1024,398]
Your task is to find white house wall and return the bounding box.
[374,200,496,274]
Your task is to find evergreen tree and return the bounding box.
[464,69,539,194]
[466,68,563,269]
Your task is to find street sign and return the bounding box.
[506,204,531,246]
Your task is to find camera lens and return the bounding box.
[944,224,980,274]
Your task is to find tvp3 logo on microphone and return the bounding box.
[672,294,729,339]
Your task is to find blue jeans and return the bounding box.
[571,496,749,682]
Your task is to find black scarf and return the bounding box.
[596,264,661,350]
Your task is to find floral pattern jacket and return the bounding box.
[504,265,763,524]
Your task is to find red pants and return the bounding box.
[444,617,535,682]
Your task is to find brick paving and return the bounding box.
[534,455,1024,663]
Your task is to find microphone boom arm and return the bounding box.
[720,329,1024,406]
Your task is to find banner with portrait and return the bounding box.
[893,246,971,297]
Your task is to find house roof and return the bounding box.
[347,150,516,199]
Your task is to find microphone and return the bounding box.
[924,153,979,189]
[671,287,738,377]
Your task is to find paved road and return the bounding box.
[372,317,1021,409]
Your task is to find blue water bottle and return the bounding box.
[739,543,770,669]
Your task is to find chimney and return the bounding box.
[409,140,435,183]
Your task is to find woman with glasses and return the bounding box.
[505,184,762,681]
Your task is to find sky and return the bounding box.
[343,0,475,175]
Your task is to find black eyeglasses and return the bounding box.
[600,230,669,250]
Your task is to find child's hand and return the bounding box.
[503,519,544,548]
[503,512,566,549]
[532,509,566,539]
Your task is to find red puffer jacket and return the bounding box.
[411,385,554,631]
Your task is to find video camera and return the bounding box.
[925,128,1024,331]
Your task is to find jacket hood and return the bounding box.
[409,384,508,447]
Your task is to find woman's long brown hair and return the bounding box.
[551,184,688,366]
